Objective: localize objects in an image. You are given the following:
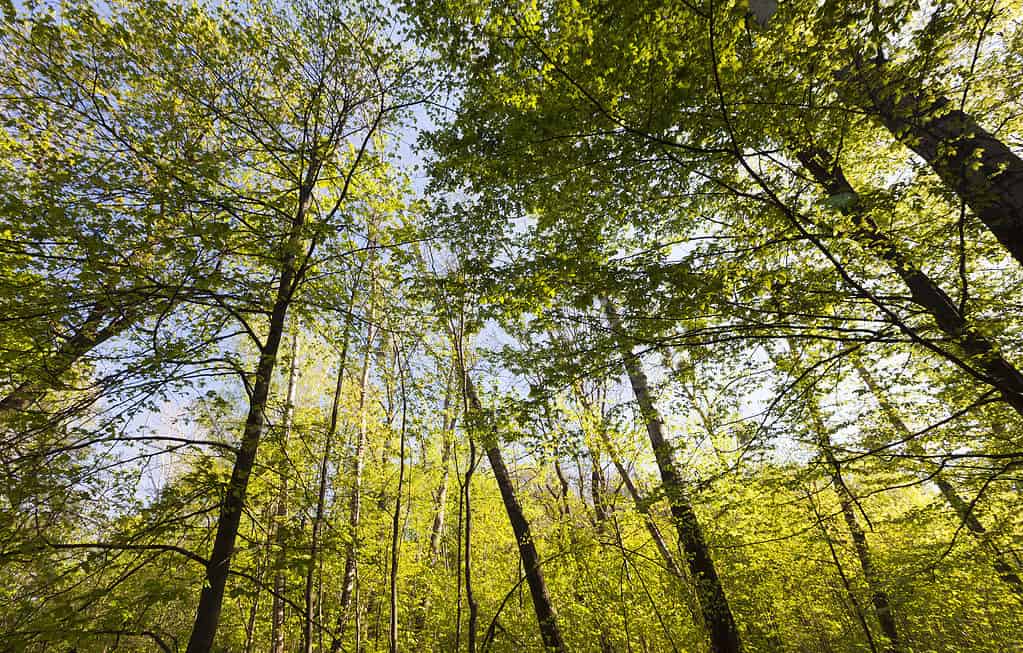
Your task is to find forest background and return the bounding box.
[1,0,1022,652]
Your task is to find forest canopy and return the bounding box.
[1,0,1022,651]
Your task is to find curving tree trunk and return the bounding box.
[576,387,686,582]
[412,363,457,639]
[804,485,881,653]
[429,377,456,560]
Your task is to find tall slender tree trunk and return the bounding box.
[844,57,1023,268]
[805,486,880,653]
[576,387,686,582]
[797,148,1023,416]
[808,402,902,653]
[454,443,466,651]
[603,299,742,653]
[550,453,616,653]
[185,159,316,653]
[271,332,301,653]
[852,359,1023,598]
[330,297,378,653]
[430,376,456,560]
[389,344,409,653]
[411,364,457,639]
[587,446,611,527]
[302,284,358,653]
[464,435,480,653]
[462,373,569,653]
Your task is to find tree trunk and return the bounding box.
[588,446,610,529]
[389,344,409,653]
[330,299,378,653]
[430,383,455,560]
[454,435,467,651]
[852,359,1023,598]
[808,402,902,653]
[798,149,1023,416]
[244,502,277,653]
[412,364,457,639]
[603,300,742,653]
[612,445,687,583]
[270,332,300,653]
[463,374,569,653]
[185,161,314,653]
[846,58,1023,268]
[464,435,480,653]
[303,290,357,653]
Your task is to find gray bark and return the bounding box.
[463,373,569,653]
[603,300,742,653]
[798,149,1023,416]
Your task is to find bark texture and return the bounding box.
[847,60,1023,268]
[464,374,569,653]
[798,149,1023,416]
[603,300,742,653]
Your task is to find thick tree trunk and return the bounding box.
[185,167,314,653]
[603,300,742,653]
[330,303,377,653]
[852,359,1023,598]
[798,149,1023,416]
[809,403,902,653]
[463,374,569,653]
[846,59,1023,268]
